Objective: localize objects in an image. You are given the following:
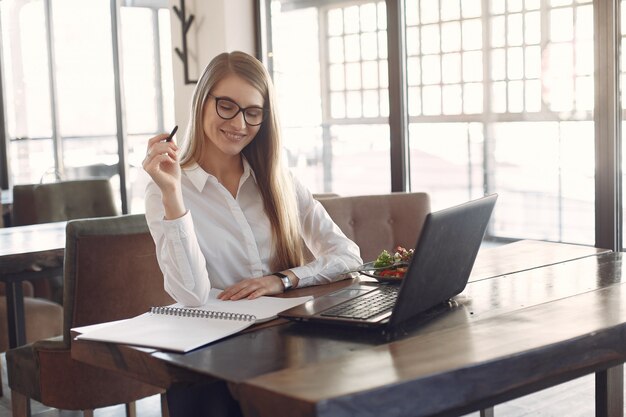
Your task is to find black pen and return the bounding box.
[166,125,178,142]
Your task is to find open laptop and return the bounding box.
[279,194,498,331]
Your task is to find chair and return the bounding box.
[6,214,173,417]
[317,192,431,262]
[11,178,119,302]
[12,178,118,226]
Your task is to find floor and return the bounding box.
[0,347,613,417]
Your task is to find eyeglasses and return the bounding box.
[209,94,268,126]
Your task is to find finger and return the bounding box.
[229,286,255,301]
[246,288,268,300]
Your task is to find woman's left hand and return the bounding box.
[218,275,284,300]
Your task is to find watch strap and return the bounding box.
[274,272,292,290]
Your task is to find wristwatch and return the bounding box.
[274,272,292,291]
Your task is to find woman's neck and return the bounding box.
[199,153,244,197]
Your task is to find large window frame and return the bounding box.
[257,0,623,250]
[0,0,172,214]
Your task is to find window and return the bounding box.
[0,0,174,214]
[268,1,391,195]
[261,0,600,245]
[406,0,594,244]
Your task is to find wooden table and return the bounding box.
[71,240,617,416]
[0,222,65,348]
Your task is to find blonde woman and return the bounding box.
[142,51,362,415]
[144,50,361,304]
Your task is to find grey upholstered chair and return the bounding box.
[317,192,431,262]
[12,178,118,226]
[7,214,172,417]
[11,178,119,302]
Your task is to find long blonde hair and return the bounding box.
[180,51,304,272]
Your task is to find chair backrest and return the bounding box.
[63,214,174,344]
[12,179,118,226]
[317,192,431,262]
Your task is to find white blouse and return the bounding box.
[144,159,362,306]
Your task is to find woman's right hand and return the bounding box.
[143,133,186,219]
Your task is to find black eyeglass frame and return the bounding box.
[208,93,268,126]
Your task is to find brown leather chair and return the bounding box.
[6,214,173,417]
[317,192,431,262]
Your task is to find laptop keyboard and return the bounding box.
[321,285,399,320]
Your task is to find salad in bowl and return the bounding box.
[360,246,414,282]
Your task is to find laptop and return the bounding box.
[279,194,498,331]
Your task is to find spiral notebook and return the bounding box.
[74,289,312,352]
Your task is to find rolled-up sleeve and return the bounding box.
[145,182,210,306]
[290,180,362,287]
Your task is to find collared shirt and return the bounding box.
[144,159,362,306]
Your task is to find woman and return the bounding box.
[142,51,362,416]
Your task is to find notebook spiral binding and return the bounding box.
[150,306,256,322]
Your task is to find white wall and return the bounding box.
[168,0,256,137]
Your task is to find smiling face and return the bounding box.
[201,74,265,162]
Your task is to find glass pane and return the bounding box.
[121,7,158,134]
[346,91,362,117]
[507,47,524,80]
[462,0,482,18]
[525,45,541,79]
[441,53,461,84]
[463,83,483,114]
[525,12,541,44]
[441,0,461,21]
[576,5,593,40]
[362,61,379,89]
[407,56,421,86]
[361,32,378,60]
[363,89,379,117]
[491,48,506,80]
[508,0,523,12]
[1,0,53,190]
[408,86,422,116]
[462,51,482,82]
[575,76,593,111]
[422,85,442,115]
[328,8,343,36]
[525,79,541,112]
[420,0,440,24]
[462,19,482,50]
[331,92,346,118]
[507,13,524,46]
[409,123,484,209]
[52,0,116,138]
[491,15,505,48]
[379,60,389,87]
[442,84,462,114]
[406,26,420,55]
[508,80,524,112]
[421,24,441,54]
[344,34,360,62]
[550,7,574,42]
[345,63,362,89]
[343,6,360,34]
[378,31,388,58]
[405,0,419,25]
[422,55,441,84]
[441,21,461,52]
[328,37,344,63]
[329,64,345,91]
[360,3,377,32]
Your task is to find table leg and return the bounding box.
[596,365,623,417]
[480,407,494,417]
[5,279,26,348]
